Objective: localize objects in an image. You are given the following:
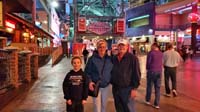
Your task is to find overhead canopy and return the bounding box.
[156,0,193,14]
[5,0,33,13]
[77,0,125,17]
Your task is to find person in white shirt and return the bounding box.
[163,44,183,97]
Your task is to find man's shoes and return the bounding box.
[164,94,171,97]
[172,90,178,97]
[145,101,151,105]
[153,105,160,109]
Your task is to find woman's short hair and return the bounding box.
[96,39,107,48]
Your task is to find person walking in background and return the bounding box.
[181,46,187,61]
[189,48,193,59]
[111,38,141,112]
[62,56,88,112]
[132,47,136,55]
[145,43,163,109]
[84,39,113,112]
[82,47,89,64]
[163,44,183,97]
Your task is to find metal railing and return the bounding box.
[38,47,53,56]
[51,46,63,66]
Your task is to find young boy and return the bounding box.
[63,56,88,112]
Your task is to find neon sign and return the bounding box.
[87,22,111,35]
[5,20,16,29]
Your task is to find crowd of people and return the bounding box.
[62,38,183,112]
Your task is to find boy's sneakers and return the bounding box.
[153,105,160,109]
[172,89,178,97]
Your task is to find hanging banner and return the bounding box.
[72,43,85,56]
[87,22,111,35]
[116,19,125,33]
[78,17,86,32]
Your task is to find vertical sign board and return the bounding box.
[0,1,3,27]
[116,19,125,33]
[78,17,86,32]
[72,43,85,56]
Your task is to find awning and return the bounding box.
[6,13,54,39]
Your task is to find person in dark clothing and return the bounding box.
[145,43,163,109]
[82,47,89,64]
[63,56,88,112]
[37,39,40,46]
[132,48,136,55]
[111,38,141,112]
[181,46,187,61]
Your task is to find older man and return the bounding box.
[111,38,141,112]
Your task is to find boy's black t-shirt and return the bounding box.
[63,69,88,101]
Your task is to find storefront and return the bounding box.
[126,2,155,55]
[183,27,200,53]
[129,35,153,55]
[154,31,177,52]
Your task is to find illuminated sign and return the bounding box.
[51,7,60,38]
[116,19,125,33]
[5,20,15,29]
[128,15,150,22]
[0,1,3,27]
[87,22,111,35]
[78,17,86,32]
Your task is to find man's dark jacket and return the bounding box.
[111,52,141,89]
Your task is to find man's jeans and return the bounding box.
[112,86,136,112]
[93,85,110,112]
[145,71,161,106]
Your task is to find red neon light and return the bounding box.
[5,20,16,29]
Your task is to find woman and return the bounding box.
[85,39,113,112]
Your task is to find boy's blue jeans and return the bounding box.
[145,71,161,106]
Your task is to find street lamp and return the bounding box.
[188,13,200,23]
